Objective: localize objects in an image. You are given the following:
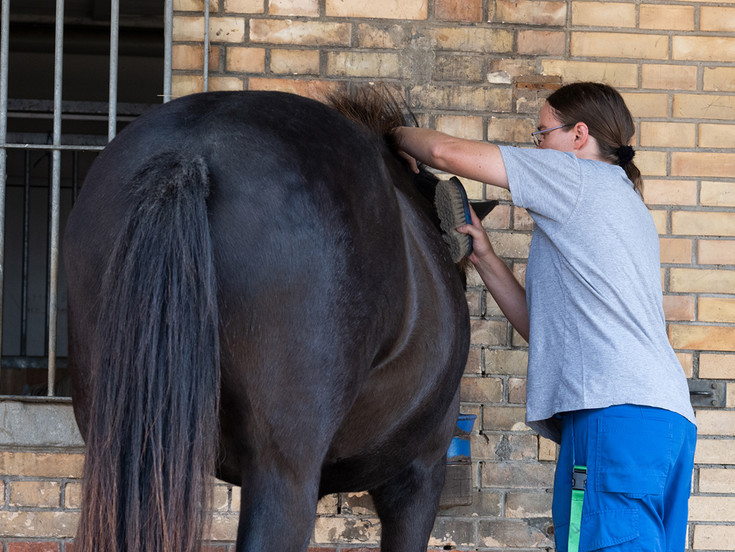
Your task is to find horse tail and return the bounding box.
[76,152,220,552]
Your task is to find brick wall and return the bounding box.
[3,0,733,550]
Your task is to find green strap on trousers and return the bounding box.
[568,465,587,552]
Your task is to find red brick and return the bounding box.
[8,543,60,552]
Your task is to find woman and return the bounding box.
[394,82,696,552]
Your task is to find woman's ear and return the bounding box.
[572,122,590,151]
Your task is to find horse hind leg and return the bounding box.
[370,455,447,552]
[234,460,322,552]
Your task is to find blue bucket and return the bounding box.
[446,413,476,461]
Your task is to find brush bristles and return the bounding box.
[435,179,472,263]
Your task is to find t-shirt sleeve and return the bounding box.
[498,146,583,230]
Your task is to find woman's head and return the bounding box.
[545,82,642,196]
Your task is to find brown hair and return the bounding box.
[546,82,643,197]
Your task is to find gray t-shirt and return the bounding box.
[499,146,696,443]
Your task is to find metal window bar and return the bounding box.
[0,1,174,397]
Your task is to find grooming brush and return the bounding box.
[434,176,473,263]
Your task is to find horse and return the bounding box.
[63,86,496,552]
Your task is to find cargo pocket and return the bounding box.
[555,508,639,552]
[595,416,672,498]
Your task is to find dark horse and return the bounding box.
[63,87,495,552]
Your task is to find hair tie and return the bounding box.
[617,145,635,166]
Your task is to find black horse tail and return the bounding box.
[76,152,220,552]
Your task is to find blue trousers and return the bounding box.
[552,405,697,552]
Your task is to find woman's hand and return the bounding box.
[457,205,497,264]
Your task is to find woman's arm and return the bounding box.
[459,207,530,342]
[393,126,510,190]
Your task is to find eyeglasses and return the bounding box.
[531,124,573,147]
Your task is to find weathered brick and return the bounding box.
[508,377,526,404]
[477,518,553,548]
[571,32,668,60]
[699,353,735,379]
[473,433,537,461]
[482,406,529,432]
[662,295,695,321]
[64,481,81,509]
[172,74,204,97]
[538,436,557,462]
[697,410,735,436]
[644,180,698,206]
[487,117,535,144]
[484,349,528,376]
[432,54,486,82]
[669,324,735,352]
[494,0,566,26]
[464,346,483,375]
[659,238,692,264]
[699,297,735,323]
[409,85,512,112]
[326,51,402,78]
[0,453,83,478]
[209,17,246,43]
[434,0,483,21]
[635,150,667,177]
[695,438,735,465]
[208,76,244,91]
[674,352,691,376]
[689,496,735,522]
[517,30,565,56]
[704,67,735,92]
[572,2,636,27]
[225,46,266,73]
[205,512,239,540]
[670,268,735,293]
[7,543,60,552]
[224,0,264,13]
[10,481,61,508]
[428,27,514,54]
[470,319,508,347]
[621,92,669,118]
[325,0,427,20]
[506,491,552,518]
[641,64,697,91]
[649,210,667,235]
[173,44,219,71]
[674,94,735,120]
[481,461,553,489]
[460,375,503,403]
[700,468,735,494]
[674,36,735,61]
[490,232,531,259]
[640,122,696,148]
[356,24,407,49]
[312,515,380,544]
[436,115,484,140]
[0,512,79,538]
[173,15,206,42]
[701,182,735,208]
[671,211,735,237]
[250,20,351,46]
[437,490,502,516]
[701,6,735,32]
[700,124,735,149]
[640,4,695,30]
[247,78,345,100]
[693,525,735,551]
[429,517,475,548]
[269,0,319,16]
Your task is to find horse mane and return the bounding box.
[327,84,418,155]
